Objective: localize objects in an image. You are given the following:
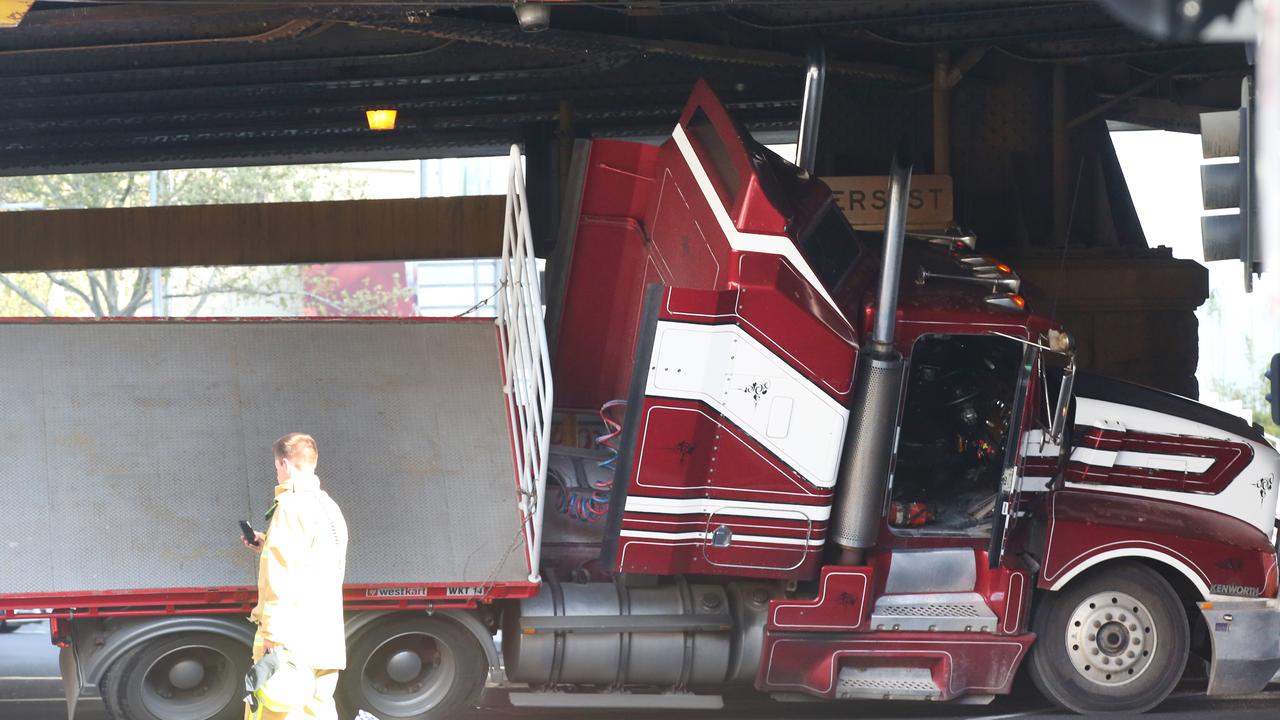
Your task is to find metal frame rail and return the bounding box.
[497,145,554,582]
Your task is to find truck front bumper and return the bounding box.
[1200,599,1280,695]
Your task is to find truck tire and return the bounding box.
[100,632,248,720]
[0,620,16,634]
[339,614,487,720]
[1027,563,1189,714]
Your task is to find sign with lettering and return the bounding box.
[822,175,954,230]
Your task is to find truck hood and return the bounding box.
[1065,374,1279,538]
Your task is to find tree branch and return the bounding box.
[86,273,107,317]
[117,173,136,207]
[103,270,120,316]
[45,272,97,314]
[186,273,226,316]
[164,286,348,314]
[121,269,150,316]
[0,274,53,316]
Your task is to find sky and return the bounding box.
[1111,130,1279,417]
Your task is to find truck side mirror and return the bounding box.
[1050,358,1076,444]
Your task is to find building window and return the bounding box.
[412,258,502,317]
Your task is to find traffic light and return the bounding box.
[1268,353,1280,426]
[1200,76,1262,291]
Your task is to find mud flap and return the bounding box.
[58,643,81,720]
[1201,600,1280,695]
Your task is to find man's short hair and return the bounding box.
[273,432,318,468]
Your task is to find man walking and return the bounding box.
[244,432,349,719]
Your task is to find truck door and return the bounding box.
[987,343,1039,568]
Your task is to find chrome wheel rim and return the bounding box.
[1065,590,1157,686]
[360,630,457,716]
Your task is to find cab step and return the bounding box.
[870,592,998,632]
[835,666,940,701]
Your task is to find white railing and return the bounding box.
[497,145,553,582]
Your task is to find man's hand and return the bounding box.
[242,532,265,553]
[262,638,277,654]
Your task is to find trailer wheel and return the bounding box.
[1027,563,1189,714]
[339,614,486,720]
[101,632,248,720]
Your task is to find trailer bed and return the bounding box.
[0,319,531,605]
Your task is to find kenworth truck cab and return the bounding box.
[522,80,1280,715]
[1,82,1277,719]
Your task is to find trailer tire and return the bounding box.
[339,614,486,720]
[1027,563,1188,714]
[101,632,248,720]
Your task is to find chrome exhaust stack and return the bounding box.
[795,39,826,175]
[831,144,914,566]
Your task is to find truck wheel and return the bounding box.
[100,633,248,720]
[1027,563,1189,714]
[339,614,486,720]
[0,620,16,634]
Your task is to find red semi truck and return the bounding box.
[2,83,1278,719]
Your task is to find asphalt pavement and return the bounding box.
[0,621,105,720]
[2,620,1277,720]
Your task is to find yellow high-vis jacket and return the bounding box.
[250,474,349,670]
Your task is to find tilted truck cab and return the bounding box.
[1,81,1278,719]
[515,79,1280,714]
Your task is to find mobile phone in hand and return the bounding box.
[239,520,259,546]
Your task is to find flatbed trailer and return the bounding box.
[0,317,539,615]
[0,153,553,719]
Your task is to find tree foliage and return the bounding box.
[0,165,411,318]
[1205,290,1280,436]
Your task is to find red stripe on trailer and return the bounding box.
[0,581,541,620]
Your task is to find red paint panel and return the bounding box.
[1066,427,1254,495]
[579,139,661,219]
[616,536,821,579]
[974,556,1033,635]
[626,398,833,503]
[614,398,831,580]
[623,513,825,540]
[647,165,731,290]
[552,138,665,412]
[676,80,787,235]
[757,631,1035,701]
[1038,490,1277,597]
[768,566,874,632]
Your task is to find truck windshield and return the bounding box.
[800,204,862,288]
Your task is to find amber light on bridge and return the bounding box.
[365,109,398,130]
